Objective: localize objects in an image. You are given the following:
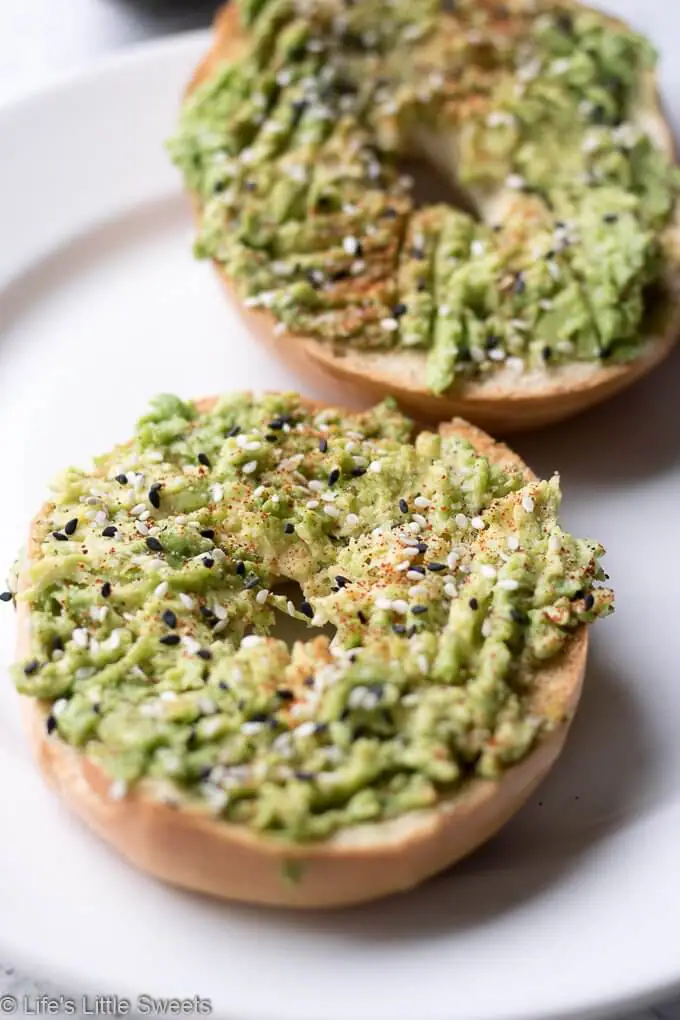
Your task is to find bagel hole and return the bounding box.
[268,581,336,649]
[397,154,478,218]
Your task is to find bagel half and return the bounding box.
[176,1,680,432]
[16,397,594,908]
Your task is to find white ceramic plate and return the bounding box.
[0,5,679,1020]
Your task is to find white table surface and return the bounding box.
[0,2,677,1018]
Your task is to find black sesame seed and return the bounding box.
[197,648,213,661]
[571,589,585,601]
[328,467,341,486]
[416,278,428,292]
[146,537,163,553]
[277,689,295,701]
[542,346,552,362]
[427,562,446,572]
[485,334,501,350]
[149,488,161,509]
[202,557,215,569]
[295,771,315,781]
[265,433,278,442]
[46,715,57,735]
[267,419,284,430]
[160,634,181,646]
[197,454,211,468]
[0,591,12,602]
[115,474,128,485]
[603,213,619,224]
[101,582,112,598]
[162,609,177,628]
[218,680,229,690]
[250,712,270,723]
[64,518,78,536]
[52,532,68,542]
[392,302,407,319]
[410,565,426,575]
[555,12,573,32]
[200,529,215,540]
[392,623,406,634]
[411,605,428,614]
[284,522,295,534]
[52,636,64,653]
[244,576,259,590]
[303,675,315,687]
[358,610,367,624]
[200,606,217,621]
[23,659,40,675]
[226,424,242,437]
[584,593,595,610]
[351,466,367,477]
[381,206,398,219]
[299,600,314,619]
[102,526,117,538]
[468,597,479,610]
[335,575,349,588]
[510,608,529,625]
[243,179,257,192]
[198,766,212,781]
[417,542,427,554]
[92,703,101,714]
[318,437,328,453]
[236,561,246,577]
[513,272,526,295]
[399,498,409,514]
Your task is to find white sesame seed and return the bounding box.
[455,513,468,528]
[212,604,228,621]
[179,593,194,610]
[447,552,459,570]
[182,637,201,655]
[95,510,108,525]
[160,690,177,702]
[522,494,535,513]
[548,533,561,552]
[444,583,458,598]
[295,721,317,739]
[396,561,410,571]
[210,484,224,503]
[499,578,521,591]
[287,600,296,616]
[75,666,96,681]
[392,599,409,615]
[480,564,497,579]
[241,635,263,649]
[375,596,393,610]
[368,460,382,474]
[410,585,428,598]
[131,502,146,516]
[135,520,149,536]
[109,780,128,801]
[308,479,324,492]
[245,440,261,452]
[105,630,121,651]
[154,581,169,598]
[256,589,269,605]
[381,317,400,332]
[324,504,340,518]
[471,516,485,530]
[414,496,430,509]
[72,628,89,648]
[406,570,424,582]
[198,697,217,715]
[506,173,526,190]
[307,500,320,509]
[253,485,265,498]
[412,513,427,527]
[345,513,359,527]
[242,461,258,475]
[507,535,520,551]
[53,698,68,718]
[471,239,485,257]
[343,236,360,256]
[481,619,493,638]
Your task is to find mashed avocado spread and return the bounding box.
[12,394,613,841]
[170,0,679,395]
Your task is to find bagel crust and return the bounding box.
[172,0,680,431]
[13,395,611,908]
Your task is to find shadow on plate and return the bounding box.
[513,341,680,485]
[193,643,662,943]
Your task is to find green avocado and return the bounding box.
[169,0,679,395]
[12,393,613,842]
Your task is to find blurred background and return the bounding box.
[0,0,222,101]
